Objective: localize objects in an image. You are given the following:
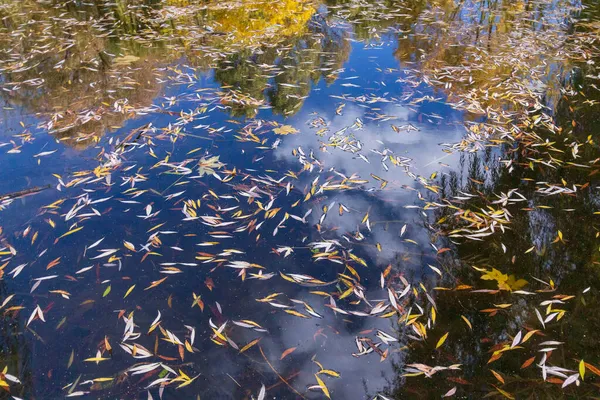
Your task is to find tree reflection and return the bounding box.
[378,1,600,397]
[0,0,352,146]
[0,275,33,398]
[213,12,351,117]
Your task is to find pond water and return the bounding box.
[1,0,600,399]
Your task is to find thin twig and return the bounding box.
[259,346,305,399]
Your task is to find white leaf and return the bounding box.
[511,331,522,348]
[562,373,579,388]
[257,384,266,400]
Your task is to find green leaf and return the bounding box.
[103,285,111,297]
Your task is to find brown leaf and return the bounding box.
[205,277,215,291]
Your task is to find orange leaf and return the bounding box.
[280,347,297,360]
[490,370,505,384]
[584,362,600,377]
[144,277,167,290]
[104,336,112,352]
[488,352,503,364]
[46,257,61,270]
[521,356,535,369]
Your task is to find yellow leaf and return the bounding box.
[211,328,227,342]
[239,338,261,353]
[185,340,194,353]
[480,268,508,284]
[284,309,310,319]
[273,125,299,135]
[525,246,535,254]
[315,374,331,399]
[521,329,539,344]
[58,226,83,240]
[176,373,198,389]
[145,277,167,290]
[319,369,341,378]
[124,285,135,298]
[461,315,472,330]
[580,359,585,380]
[436,332,449,349]
[84,357,109,363]
[361,212,369,224]
[178,369,190,381]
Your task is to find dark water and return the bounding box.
[0,0,599,399]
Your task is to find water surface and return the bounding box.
[1,0,600,398]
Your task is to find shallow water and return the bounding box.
[0,0,600,399]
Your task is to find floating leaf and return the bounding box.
[461,315,472,330]
[273,125,299,135]
[113,55,140,65]
[436,332,449,349]
[239,338,261,353]
[124,285,135,298]
[491,370,505,384]
[315,374,330,399]
[197,156,225,177]
[521,357,535,369]
[280,347,297,360]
